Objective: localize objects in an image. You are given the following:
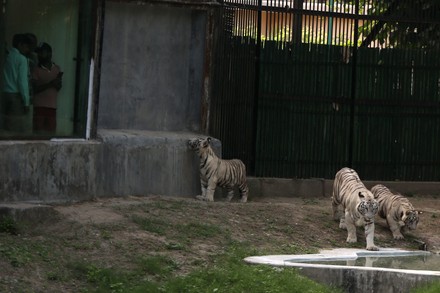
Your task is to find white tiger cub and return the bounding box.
[371,184,420,240]
[188,137,249,203]
[332,167,379,251]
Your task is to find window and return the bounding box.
[1,0,96,139]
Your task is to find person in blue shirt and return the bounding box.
[2,33,33,133]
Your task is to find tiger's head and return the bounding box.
[188,137,211,152]
[357,191,379,219]
[402,210,420,230]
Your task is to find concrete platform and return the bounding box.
[0,130,220,203]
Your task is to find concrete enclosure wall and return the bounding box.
[0,2,215,203]
[98,2,206,132]
[0,140,100,203]
[0,130,219,203]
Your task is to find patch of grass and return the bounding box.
[69,258,179,293]
[179,222,223,239]
[126,200,191,214]
[100,229,113,240]
[165,242,185,250]
[69,240,100,250]
[0,244,33,267]
[163,243,341,293]
[0,216,18,235]
[130,215,167,235]
[302,199,319,205]
[411,281,440,293]
[279,243,319,254]
[65,243,340,293]
[136,255,178,277]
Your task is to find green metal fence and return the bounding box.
[210,0,440,181]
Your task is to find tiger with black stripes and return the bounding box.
[332,167,379,251]
[371,184,420,240]
[188,137,248,203]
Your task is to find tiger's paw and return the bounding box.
[339,222,347,230]
[346,236,357,243]
[393,233,404,240]
[366,245,379,251]
[240,196,248,203]
[195,195,209,201]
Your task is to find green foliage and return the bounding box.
[65,243,339,293]
[0,244,33,267]
[179,222,223,239]
[136,255,178,277]
[165,241,185,250]
[358,0,440,48]
[130,215,168,235]
[0,216,18,235]
[69,261,161,293]
[163,244,340,293]
[411,281,440,293]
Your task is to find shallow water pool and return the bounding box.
[245,248,440,274]
[295,253,440,271]
[244,248,440,293]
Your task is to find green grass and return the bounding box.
[411,281,440,293]
[179,222,223,239]
[162,243,340,293]
[66,243,340,293]
[0,244,33,267]
[130,215,168,235]
[0,216,18,235]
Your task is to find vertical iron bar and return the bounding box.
[251,0,262,175]
[349,0,359,167]
[327,0,333,45]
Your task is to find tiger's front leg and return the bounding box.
[331,196,341,221]
[196,182,209,201]
[201,182,207,198]
[387,216,404,240]
[338,208,347,230]
[344,214,357,243]
[205,180,217,202]
[365,221,379,251]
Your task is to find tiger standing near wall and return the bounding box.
[188,137,249,203]
[332,167,379,251]
[371,184,420,240]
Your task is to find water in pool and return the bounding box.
[290,253,440,271]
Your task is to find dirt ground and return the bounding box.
[1,193,440,292]
[58,194,440,252]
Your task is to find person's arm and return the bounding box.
[32,70,62,94]
[17,57,30,107]
[33,79,61,94]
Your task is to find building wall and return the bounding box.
[98,2,206,131]
[0,1,216,203]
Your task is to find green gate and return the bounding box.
[210,0,440,181]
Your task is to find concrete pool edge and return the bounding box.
[244,248,440,276]
[244,248,440,293]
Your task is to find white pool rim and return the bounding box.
[244,248,440,276]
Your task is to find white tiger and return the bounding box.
[371,184,420,240]
[332,167,379,251]
[188,137,248,202]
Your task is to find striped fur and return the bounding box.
[371,184,420,240]
[188,137,248,202]
[332,167,379,251]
